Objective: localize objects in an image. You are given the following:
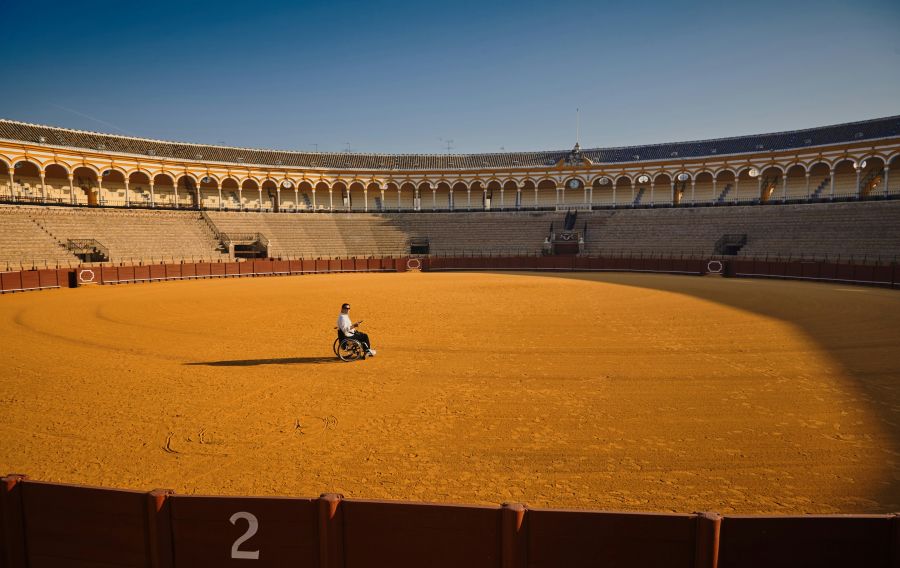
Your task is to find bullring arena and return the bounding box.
[1,117,900,566]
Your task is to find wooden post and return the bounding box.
[318,493,344,568]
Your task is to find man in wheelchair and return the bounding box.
[337,303,376,357]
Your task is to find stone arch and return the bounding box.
[759,165,785,203]
[435,180,452,210]
[831,158,857,200]
[41,163,70,204]
[692,170,714,205]
[856,156,886,198]
[71,165,100,205]
[220,176,240,210]
[653,173,675,206]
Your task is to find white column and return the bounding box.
[150,182,155,207]
[757,176,763,203]
[829,168,835,200]
[39,173,46,203]
[516,187,521,210]
[173,178,178,208]
[218,183,223,210]
[196,182,202,209]
[856,166,862,199]
[69,175,75,205]
[733,178,739,204]
[690,179,696,204]
[397,187,401,210]
[805,172,811,200]
[432,188,436,210]
[257,186,263,210]
[712,178,717,203]
[468,187,472,210]
[649,181,654,207]
[670,180,675,206]
[631,181,636,207]
[98,176,104,206]
[449,189,454,211]
[364,188,369,212]
[329,188,334,211]
[612,183,616,208]
[782,174,787,202]
[312,188,317,210]
[499,187,504,210]
[415,188,420,211]
[238,186,243,210]
[124,179,130,207]
[293,187,298,211]
[482,188,487,210]
[7,171,13,200]
[380,187,385,211]
[275,188,280,212]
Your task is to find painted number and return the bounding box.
[230,512,260,560]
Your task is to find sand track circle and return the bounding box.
[0,271,898,514]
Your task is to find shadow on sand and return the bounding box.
[503,270,900,512]
[186,356,340,367]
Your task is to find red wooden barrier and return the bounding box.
[289,260,303,274]
[181,263,197,279]
[209,263,225,277]
[255,260,274,275]
[149,264,167,280]
[16,480,163,567]
[327,259,340,272]
[195,263,212,278]
[273,260,290,274]
[118,265,136,283]
[341,499,502,568]
[19,271,40,290]
[718,515,895,568]
[224,262,240,276]
[872,265,892,285]
[1,475,27,567]
[238,262,254,276]
[169,495,318,568]
[854,264,874,283]
[37,269,58,288]
[340,259,353,272]
[58,268,74,287]
[527,509,698,568]
[165,264,182,280]
[134,265,151,281]
[313,259,326,273]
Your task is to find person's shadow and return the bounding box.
[186,356,339,367]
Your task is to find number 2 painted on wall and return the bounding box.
[230,512,260,560]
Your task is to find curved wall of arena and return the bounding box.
[0,116,899,211]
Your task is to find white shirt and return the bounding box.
[337,313,354,336]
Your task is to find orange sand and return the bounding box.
[0,272,898,514]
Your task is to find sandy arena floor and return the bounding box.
[0,271,898,514]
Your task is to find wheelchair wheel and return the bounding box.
[332,337,342,357]
[336,338,365,362]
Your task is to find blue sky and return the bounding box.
[2,0,899,153]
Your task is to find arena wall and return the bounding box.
[1,475,897,568]
[1,255,898,295]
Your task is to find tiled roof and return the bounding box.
[1,116,898,171]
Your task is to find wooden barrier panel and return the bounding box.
[169,495,318,568]
[181,263,197,279]
[19,271,40,291]
[58,268,74,287]
[289,260,304,274]
[255,260,274,275]
[99,266,117,283]
[315,259,329,273]
[854,264,874,283]
[225,262,241,276]
[149,264,167,280]
[341,500,501,568]
[1,475,27,567]
[527,509,698,568]
[718,515,895,568]
[238,262,254,275]
[208,263,225,277]
[800,262,818,279]
[135,265,152,281]
[18,480,158,567]
[166,264,183,280]
[195,263,212,278]
[117,265,136,283]
[329,260,342,272]
[835,264,854,281]
[872,265,893,285]
[273,260,290,274]
[37,269,58,288]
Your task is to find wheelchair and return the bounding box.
[333,327,367,362]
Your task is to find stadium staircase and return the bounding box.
[716,183,733,204]
[811,176,831,200]
[632,188,645,206]
[714,233,748,255]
